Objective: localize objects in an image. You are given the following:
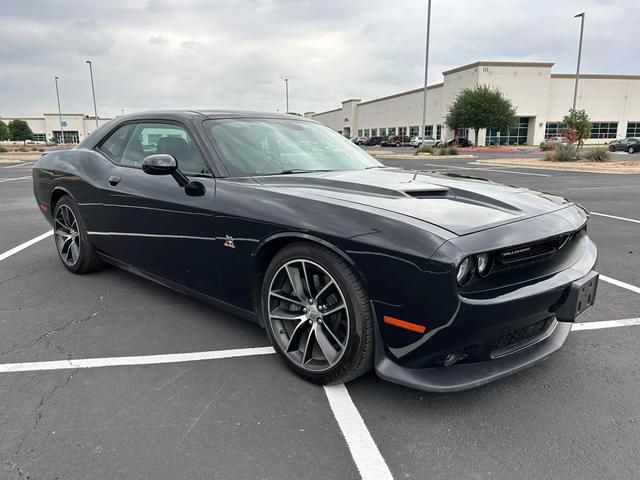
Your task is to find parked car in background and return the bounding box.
[363,136,384,146]
[608,137,640,153]
[410,136,438,148]
[382,135,411,147]
[540,136,568,150]
[352,136,367,145]
[442,138,473,148]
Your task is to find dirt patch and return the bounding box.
[475,157,640,174]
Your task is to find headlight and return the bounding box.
[456,257,473,285]
[476,253,492,277]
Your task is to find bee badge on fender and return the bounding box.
[224,235,236,249]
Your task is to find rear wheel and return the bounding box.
[628,146,635,154]
[261,243,374,385]
[53,196,103,274]
[608,145,615,152]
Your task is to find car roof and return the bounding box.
[112,109,316,122]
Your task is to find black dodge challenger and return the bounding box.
[32,110,599,392]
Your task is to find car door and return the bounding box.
[95,121,219,298]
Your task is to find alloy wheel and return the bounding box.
[54,204,81,266]
[268,259,350,372]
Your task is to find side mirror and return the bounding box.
[142,154,190,188]
[142,154,177,176]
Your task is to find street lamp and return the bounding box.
[86,60,99,129]
[420,0,432,147]
[572,12,585,110]
[54,76,64,144]
[284,78,289,113]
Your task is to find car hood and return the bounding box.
[253,168,573,236]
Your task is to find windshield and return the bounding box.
[204,118,381,176]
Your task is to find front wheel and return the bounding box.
[53,196,104,274]
[261,243,374,385]
[629,146,635,154]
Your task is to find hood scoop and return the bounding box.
[400,184,449,198]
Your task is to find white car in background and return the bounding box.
[410,136,439,148]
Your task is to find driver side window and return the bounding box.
[118,123,210,176]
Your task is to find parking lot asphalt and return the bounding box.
[1,158,639,479]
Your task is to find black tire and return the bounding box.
[608,145,615,152]
[261,242,374,385]
[52,195,104,274]
[395,142,400,147]
[628,146,635,154]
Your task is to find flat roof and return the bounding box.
[358,83,443,106]
[442,61,555,76]
[551,73,640,80]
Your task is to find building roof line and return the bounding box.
[358,83,443,106]
[551,73,640,80]
[442,61,555,76]
[312,107,342,117]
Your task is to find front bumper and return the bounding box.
[373,237,598,392]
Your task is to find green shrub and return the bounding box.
[446,147,459,155]
[581,147,609,162]
[415,146,433,154]
[38,148,44,152]
[543,151,555,161]
[551,144,577,162]
[17,147,29,152]
[539,142,554,151]
[31,147,38,151]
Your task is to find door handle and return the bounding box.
[108,175,121,186]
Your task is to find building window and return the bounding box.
[357,129,362,137]
[626,122,640,137]
[387,127,396,136]
[52,130,80,144]
[590,122,618,139]
[31,133,46,142]
[436,125,442,139]
[398,127,407,136]
[378,128,386,136]
[455,128,468,139]
[486,117,529,145]
[423,125,433,138]
[371,128,378,136]
[545,122,565,139]
[409,126,419,137]
[364,129,370,137]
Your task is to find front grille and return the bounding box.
[491,316,555,358]
[494,226,586,270]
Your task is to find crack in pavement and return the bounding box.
[13,367,78,457]
[0,289,112,359]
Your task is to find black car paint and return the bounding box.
[33,110,598,391]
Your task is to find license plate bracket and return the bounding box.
[556,271,599,322]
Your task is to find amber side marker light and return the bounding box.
[383,316,426,334]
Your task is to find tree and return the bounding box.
[562,109,591,149]
[0,120,9,141]
[445,85,517,146]
[8,119,34,145]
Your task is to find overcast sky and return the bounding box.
[0,0,637,118]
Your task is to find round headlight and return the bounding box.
[456,257,473,285]
[476,253,492,277]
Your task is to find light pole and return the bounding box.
[572,12,585,110]
[284,78,289,113]
[54,76,64,144]
[420,0,432,146]
[86,60,99,129]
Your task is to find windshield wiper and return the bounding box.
[364,165,386,169]
[269,169,333,175]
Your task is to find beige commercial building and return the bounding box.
[0,113,112,144]
[308,61,640,146]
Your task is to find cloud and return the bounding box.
[0,0,637,117]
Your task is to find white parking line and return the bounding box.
[592,212,640,225]
[0,231,53,262]
[572,317,640,331]
[0,346,276,373]
[0,176,31,183]
[324,384,394,480]
[600,275,640,295]
[422,162,550,177]
[3,162,35,169]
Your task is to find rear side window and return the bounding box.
[99,124,133,161]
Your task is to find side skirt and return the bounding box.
[98,252,261,325]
